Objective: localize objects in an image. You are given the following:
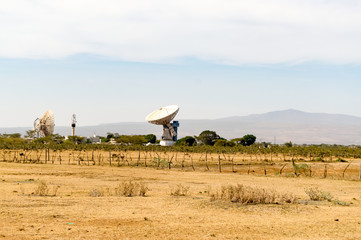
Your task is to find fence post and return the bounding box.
[205,152,209,171]
[218,154,221,173]
[137,151,140,166]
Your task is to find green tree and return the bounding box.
[231,134,256,146]
[52,134,65,144]
[144,134,156,144]
[2,133,21,138]
[175,136,197,146]
[214,139,235,147]
[24,130,36,139]
[195,130,221,146]
[106,133,115,139]
[241,134,256,146]
[67,136,85,144]
[231,138,243,144]
[116,135,147,145]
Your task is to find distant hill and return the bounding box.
[1,109,361,145]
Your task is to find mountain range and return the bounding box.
[1,109,361,145]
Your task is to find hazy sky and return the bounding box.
[1,0,361,127]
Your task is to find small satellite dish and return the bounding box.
[34,110,55,138]
[146,105,180,146]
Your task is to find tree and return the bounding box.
[116,135,146,145]
[67,135,85,144]
[214,139,235,147]
[24,130,36,139]
[231,138,243,144]
[231,134,256,146]
[2,133,21,138]
[195,130,221,146]
[106,132,115,140]
[144,134,156,144]
[52,134,65,144]
[241,134,256,146]
[175,136,197,146]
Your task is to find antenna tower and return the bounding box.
[71,114,77,136]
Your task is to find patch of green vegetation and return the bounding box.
[336,158,347,162]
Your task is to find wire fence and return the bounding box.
[1,149,360,180]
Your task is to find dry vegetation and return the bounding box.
[1,149,360,180]
[0,151,361,239]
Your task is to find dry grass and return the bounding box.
[2,149,361,180]
[0,162,360,240]
[114,181,150,197]
[26,181,60,197]
[89,188,104,197]
[89,181,150,197]
[305,187,333,201]
[170,184,190,196]
[209,184,298,204]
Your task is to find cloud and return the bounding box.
[1,0,361,64]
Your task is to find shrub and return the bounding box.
[114,181,149,197]
[89,188,104,197]
[305,187,333,201]
[170,184,190,196]
[210,184,298,205]
[35,181,49,196]
[279,193,298,204]
[138,183,149,197]
[336,158,347,162]
[210,184,276,204]
[34,181,59,196]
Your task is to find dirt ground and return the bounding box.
[0,162,360,240]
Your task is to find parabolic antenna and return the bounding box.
[146,105,179,125]
[34,110,55,138]
[146,105,180,146]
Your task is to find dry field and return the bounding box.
[0,159,361,239]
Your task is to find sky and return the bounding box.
[1,0,361,127]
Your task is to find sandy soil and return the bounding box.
[0,162,360,240]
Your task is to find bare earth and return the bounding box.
[0,162,360,240]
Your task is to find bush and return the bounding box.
[114,181,149,197]
[89,181,150,197]
[34,181,59,196]
[214,139,235,147]
[305,187,333,201]
[175,136,197,146]
[210,184,276,204]
[210,184,297,204]
[336,158,347,162]
[170,184,190,196]
[89,188,104,197]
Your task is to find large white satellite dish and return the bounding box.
[146,105,179,125]
[34,110,55,138]
[146,105,180,146]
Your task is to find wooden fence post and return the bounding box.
[205,152,209,171]
[45,149,47,164]
[218,154,221,173]
[137,151,140,166]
